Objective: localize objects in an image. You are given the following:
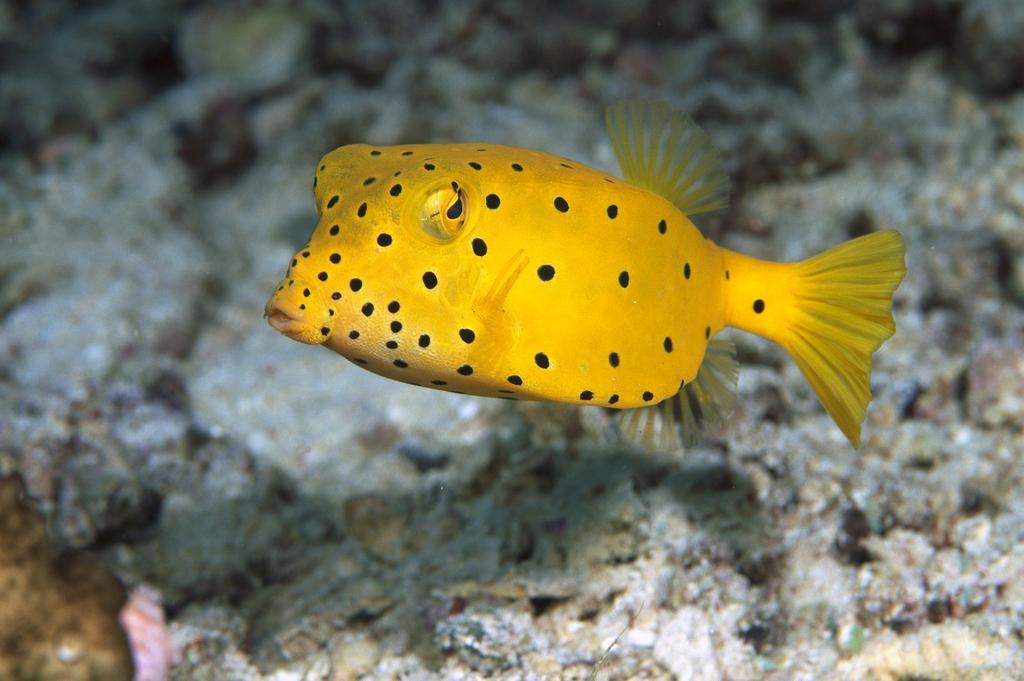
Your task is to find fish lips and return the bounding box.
[264,295,333,345]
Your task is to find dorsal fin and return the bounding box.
[605,100,730,216]
[617,339,739,451]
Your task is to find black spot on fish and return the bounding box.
[554,196,569,212]
[608,394,619,404]
[609,352,619,368]
[390,321,402,333]
[664,337,673,353]
[330,225,339,236]
[754,299,765,313]
[705,326,710,339]
[618,271,629,288]
[424,163,435,170]
[350,278,363,292]
[320,327,330,335]
[349,330,359,339]
[318,271,328,282]
[486,194,500,209]
[607,205,618,219]
[394,359,408,368]
[535,352,550,369]
[402,150,413,156]
[642,391,654,402]
[418,334,431,348]
[684,263,691,279]
[377,233,393,247]
[327,195,339,209]
[386,340,398,349]
[330,253,341,264]
[331,292,341,300]
[361,303,374,316]
[468,162,482,170]
[363,177,376,186]
[507,375,523,385]
[390,184,402,196]
[358,203,367,218]
[303,288,310,297]
[472,238,487,256]
[457,364,473,375]
[580,390,594,400]
[431,379,447,385]
[658,219,667,234]
[422,271,438,289]
[537,264,555,281]
[459,328,475,344]
[370,150,381,156]
[388,300,400,313]
[511,163,523,172]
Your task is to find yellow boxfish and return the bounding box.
[265,101,906,450]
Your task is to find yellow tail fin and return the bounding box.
[723,231,906,446]
[785,231,906,445]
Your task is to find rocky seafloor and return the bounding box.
[2,1,1023,679]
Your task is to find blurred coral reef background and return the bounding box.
[1,1,1023,679]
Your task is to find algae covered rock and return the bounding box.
[0,474,133,681]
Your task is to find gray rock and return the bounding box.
[967,340,1024,428]
[653,607,722,681]
[178,4,315,89]
[959,0,1024,92]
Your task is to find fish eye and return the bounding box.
[420,182,468,240]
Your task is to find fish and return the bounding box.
[265,100,906,450]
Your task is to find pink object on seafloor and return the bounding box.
[119,587,174,681]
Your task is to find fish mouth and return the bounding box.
[264,296,331,344]
[265,299,302,334]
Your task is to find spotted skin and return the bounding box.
[269,143,725,408]
[267,112,905,449]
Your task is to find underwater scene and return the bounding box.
[1,1,1022,679]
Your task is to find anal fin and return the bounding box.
[617,339,739,452]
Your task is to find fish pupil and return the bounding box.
[446,197,463,219]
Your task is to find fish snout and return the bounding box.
[265,289,334,345]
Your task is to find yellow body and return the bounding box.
[266,102,906,448]
[302,143,731,408]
